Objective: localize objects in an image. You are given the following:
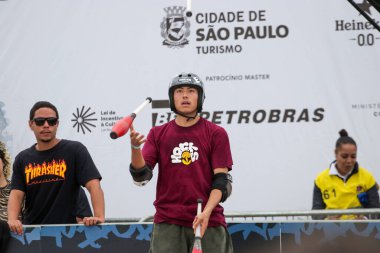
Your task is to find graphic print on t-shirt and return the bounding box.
[171,142,199,165]
[24,159,67,185]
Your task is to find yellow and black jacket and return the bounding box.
[312,162,380,219]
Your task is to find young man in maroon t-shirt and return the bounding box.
[129,73,234,253]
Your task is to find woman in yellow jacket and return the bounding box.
[312,129,380,220]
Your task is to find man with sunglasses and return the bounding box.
[7,101,105,234]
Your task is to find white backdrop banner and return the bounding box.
[0,0,379,218]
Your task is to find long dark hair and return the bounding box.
[0,142,11,178]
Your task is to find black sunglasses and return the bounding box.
[33,117,58,126]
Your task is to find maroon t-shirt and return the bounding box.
[142,117,233,227]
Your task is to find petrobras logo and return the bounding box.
[160,6,191,48]
[151,99,325,127]
[335,1,380,47]
[160,7,290,55]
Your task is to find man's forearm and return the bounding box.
[131,149,145,169]
[203,189,222,216]
[86,180,105,220]
[90,187,105,219]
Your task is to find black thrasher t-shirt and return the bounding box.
[11,139,101,225]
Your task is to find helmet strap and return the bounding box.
[175,110,198,122]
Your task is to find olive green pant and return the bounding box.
[149,223,234,253]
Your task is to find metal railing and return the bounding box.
[224,208,380,221]
[104,208,380,223]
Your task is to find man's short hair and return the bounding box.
[29,101,59,120]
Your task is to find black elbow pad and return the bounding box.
[129,164,153,186]
[212,173,233,202]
